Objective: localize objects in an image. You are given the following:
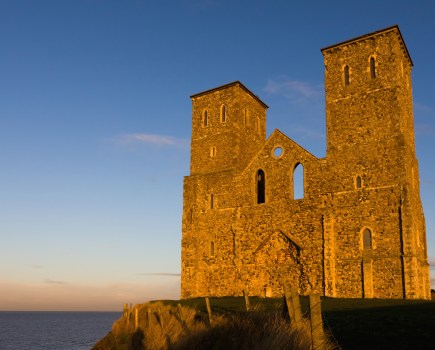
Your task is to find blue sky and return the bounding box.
[0,0,434,311]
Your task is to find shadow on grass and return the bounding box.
[164,296,435,350]
[321,299,435,350]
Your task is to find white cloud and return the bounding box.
[264,77,323,103]
[115,133,189,148]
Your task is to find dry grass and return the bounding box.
[93,301,335,350]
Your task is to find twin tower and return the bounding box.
[181,25,430,299]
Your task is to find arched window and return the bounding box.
[293,163,304,199]
[210,241,215,257]
[363,228,372,250]
[344,65,350,86]
[356,175,362,189]
[203,110,209,127]
[370,57,376,79]
[220,105,227,123]
[256,169,265,204]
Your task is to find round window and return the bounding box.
[272,146,284,158]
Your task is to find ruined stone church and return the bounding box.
[181,25,430,300]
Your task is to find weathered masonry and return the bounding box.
[181,25,430,299]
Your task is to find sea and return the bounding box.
[0,311,121,350]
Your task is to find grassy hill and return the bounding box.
[93,295,435,349]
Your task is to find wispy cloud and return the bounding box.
[264,77,323,104]
[45,279,68,285]
[31,264,45,269]
[415,123,435,136]
[136,272,181,277]
[414,102,435,113]
[115,133,189,148]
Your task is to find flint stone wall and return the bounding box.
[181,26,430,300]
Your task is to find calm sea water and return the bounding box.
[0,311,121,350]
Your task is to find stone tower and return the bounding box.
[181,26,430,300]
[321,26,428,299]
[189,81,268,175]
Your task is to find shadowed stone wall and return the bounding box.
[181,26,430,300]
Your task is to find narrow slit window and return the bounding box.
[344,65,350,86]
[210,194,214,209]
[210,146,217,158]
[363,228,372,249]
[256,116,260,133]
[257,169,265,204]
[210,241,215,257]
[244,109,249,126]
[356,175,362,189]
[203,110,208,127]
[220,105,227,123]
[370,57,376,79]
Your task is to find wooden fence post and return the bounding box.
[147,308,151,327]
[122,303,127,317]
[177,303,185,325]
[205,297,213,325]
[291,288,303,328]
[243,289,251,311]
[309,294,325,350]
[284,284,295,323]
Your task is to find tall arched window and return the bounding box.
[256,169,265,204]
[344,65,350,86]
[363,228,372,249]
[370,57,376,79]
[203,110,209,127]
[293,163,304,199]
[220,105,227,123]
